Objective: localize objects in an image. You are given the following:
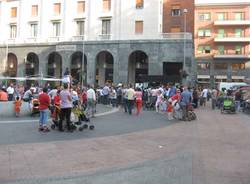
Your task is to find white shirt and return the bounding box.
[87,88,96,101]
[7,86,14,94]
[202,89,208,98]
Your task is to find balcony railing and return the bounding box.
[48,36,63,42]
[214,51,250,59]
[72,35,85,41]
[98,34,111,40]
[214,20,250,26]
[214,35,250,42]
[161,33,192,40]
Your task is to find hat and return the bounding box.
[117,83,122,87]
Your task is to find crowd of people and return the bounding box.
[0,74,246,133]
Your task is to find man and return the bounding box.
[127,84,135,115]
[59,83,73,132]
[211,88,218,110]
[102,83,110,105]
[38,87,51,132]
[0,88,8,101]
[7,83,15,101]
[180,87,192,121]
[86,85,96,118]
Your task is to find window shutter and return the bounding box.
[77,1,85,14]
[11,7,17,18]
[135,21,143,34]
[54,3,61,15]
[31,5,38,17]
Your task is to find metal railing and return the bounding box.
[161,33,192,40]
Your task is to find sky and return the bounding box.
[195,0,250,4]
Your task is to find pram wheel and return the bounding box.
[51,124,56,130]
[79,127,84,131]
[89,125,95,130]
[83,124,88,129]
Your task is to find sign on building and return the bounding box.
[56,45,76,52]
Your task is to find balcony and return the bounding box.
[214,20,250,26]
[214,51,250,59]
[98,34,111,40]
[72,35,85,41]
[161,33,192,40]
[214,36,250,42]
[48,36,63,42]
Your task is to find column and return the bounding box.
[86,54,96,85]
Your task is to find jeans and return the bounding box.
[212,98,217,110]
[235,101,241,111]
[39,109,49,127]
[59,108,72,131]
[127,100,134,115]
[87,99,95,117]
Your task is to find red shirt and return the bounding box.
[39,93,50,110]
[54,95,60,106]
[82,92,87,104]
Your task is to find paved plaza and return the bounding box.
[0,104,250,184]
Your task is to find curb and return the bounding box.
[0,108,119,124]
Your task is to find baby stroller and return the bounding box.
[71,104,95,131]
[221,97,236,114]
[31,98,40,117]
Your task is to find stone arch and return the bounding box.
[128,50,148,84]
[47,52,62,79]
[6,53,18,77]
[95,50,114,86]
[25,52,39,77]
[70,51,87,85]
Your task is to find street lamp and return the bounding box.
[182,8,188,85]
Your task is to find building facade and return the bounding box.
[163,0,194,35]
[0,0,194,87]
[195,0,250,87]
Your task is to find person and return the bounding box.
[201,87,209,106]
[116,84,123,107]
[192,88,199,109]
[7,83,15,101]
[62,67,71,84]
[86,85,96,118]
[38,87,51,132]
[155,90,163,113]
[135,88,143,115]
[102,83,110,105]
[23,88,34,102]
[180,87,192,121]
[13,96,22,117]
[109,86,117,107]
[81,87,87,110]
[127,84,135,115]
[211,88,218,110]
[59,83,73,132]
[0,88,8,101]
[235,89,242,112]
[52,90,60,122]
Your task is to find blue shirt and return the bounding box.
[169,87,176,97]
[180,90,192,106]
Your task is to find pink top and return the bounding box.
[135,91,142,101]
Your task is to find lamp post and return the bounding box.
[182,8,188,85]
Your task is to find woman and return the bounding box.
[135,88,143,115]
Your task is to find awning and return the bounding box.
[197,75,210,79]
[232,76,245,80]
[215,75,227,79]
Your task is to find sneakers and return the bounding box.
[38,125,50,132]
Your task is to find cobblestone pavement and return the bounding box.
[0,104,250,184]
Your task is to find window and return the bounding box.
[215,63,227,70]
[217,29,225,38]
[198,30,204,37]
[52,22,61,36]
[53,3,61,16]
[171,5,181,16]
[197,46,203,54]
[102,19,111,35]
[232,63,245,70]
[136,0,143,9]
[197,63,210,70]
[30,23,38,37]
[77,1,85,14]
[217,46,224,54]
[135,21,143,34]
[217,13,226,20]
[103,0,111,12]
[11,7,17,18]
[31,5,38,17]
[76,20,85,35]
[205,29,211,37]
[235,12,244,20]
[10,24,17,38]
[235,46,242,54]
[204,46,211,53]
[198,13,211,21]
[198,29,211,37]
[170,27,181,33]
[235,29,242,37]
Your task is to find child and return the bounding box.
[167,100,174,120]
[14,96,22,117]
